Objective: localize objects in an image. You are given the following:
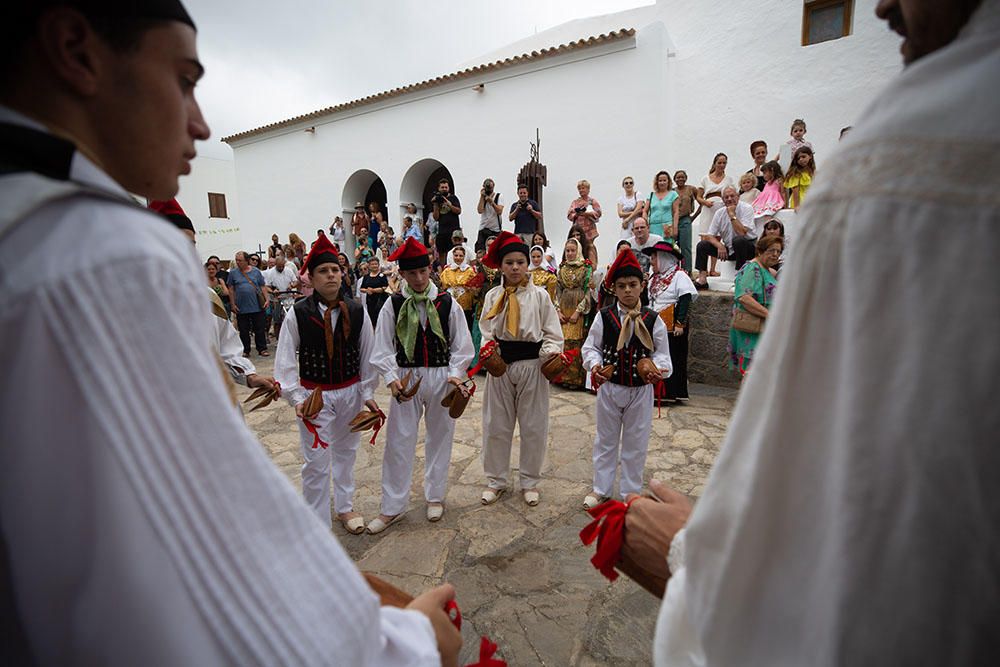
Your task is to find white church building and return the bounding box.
[183,0,902,264]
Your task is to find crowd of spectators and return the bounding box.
[220,120,816,375]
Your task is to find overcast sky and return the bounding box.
[186,0,651,159]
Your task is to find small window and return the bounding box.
[803,0,853,46]
[208,192,228,218]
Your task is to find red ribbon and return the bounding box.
[467,341,498,377]
[442,600,507,667]
[578,498,635,582]
[466,637,506,667]
[301,418,329,450]
[367,409,386,446]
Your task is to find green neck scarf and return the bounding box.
[396,284,447,362]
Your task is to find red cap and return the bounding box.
[604,248,645,289]
[148,198,186,216]
[148,198,193,233]
[481,231,529,269]
[303,233,341,272]
[388,237,431,270]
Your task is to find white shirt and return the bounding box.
[478,280,564,358]
[581,303,672,377]
[273,298,378,406]
[370,283,475,384]
[210,294,256,381]
[627,232,664,252]
[479,192,503,231]
[264,265,299,294]
[0,107,438,665]
[707,201,755,253]
[654,3,1000,663]
[618,192,645,239]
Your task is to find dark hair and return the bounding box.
[755,234,784,256]
[517,184,528,192]
[762,160,784,181]
[762,219,785,236]
[566,224,594,261]
[749,140,767,154]
[438,178,450,186]
[786,146,816,179]
[616,239,632,251]
[207,255,221,262]
[1,12,163,91]
[532,231,550,249]
[709,153,728,174]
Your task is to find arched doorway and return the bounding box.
[399,158,454,242]
[341,168,387,255]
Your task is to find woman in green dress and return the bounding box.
[729,235,783,376]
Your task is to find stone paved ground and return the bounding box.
[243,355,736,666]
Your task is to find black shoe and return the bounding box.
[694,281,709,290]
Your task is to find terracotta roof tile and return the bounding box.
[221,28,635,144]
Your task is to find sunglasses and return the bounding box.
[623,181,634,185]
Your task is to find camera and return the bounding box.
[519,201,529,209]
[432,193,446,204]
[574,206,586,214]
[483,183,493,195]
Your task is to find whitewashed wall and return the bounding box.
[176,154,241,262]
[228,0,901,265]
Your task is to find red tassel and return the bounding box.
[301,418,328,449]
[367,409,386,446]
[578,498,635,582]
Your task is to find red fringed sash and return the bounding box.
[579,498,635,582]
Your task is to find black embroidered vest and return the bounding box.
[294,295,364,388]
[600,306,658,386]
[390,292,452,368]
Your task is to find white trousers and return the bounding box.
[592,382,654,498]
[482,358,549,490]
[380,366,457,516]
[297,383,365,522]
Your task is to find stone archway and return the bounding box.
[399,158,454,239]
[341,168,387,254]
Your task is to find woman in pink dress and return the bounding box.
[752,161,787,220]
[567,179,602,245]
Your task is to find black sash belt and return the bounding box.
[498,340,542,363]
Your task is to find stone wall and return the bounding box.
[687,290,740,388]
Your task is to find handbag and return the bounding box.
[241,267,267,309]
[731,308,763,334]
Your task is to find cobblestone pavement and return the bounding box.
[243,354,736,666]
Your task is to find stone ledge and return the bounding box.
[688,290,740,388]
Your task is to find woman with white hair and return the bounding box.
[644,238,697,404]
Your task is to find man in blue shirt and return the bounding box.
[227,251,270,356]
[508,184,542,244]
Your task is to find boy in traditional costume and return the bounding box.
[367,238,474,533]
[581,249,672,509]
[478,232,564,507]
[274,234,380,534]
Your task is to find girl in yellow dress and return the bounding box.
[556,238,593,389]
[439,245,479,331]
[784,146,816,209]
[529,245,558,304]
